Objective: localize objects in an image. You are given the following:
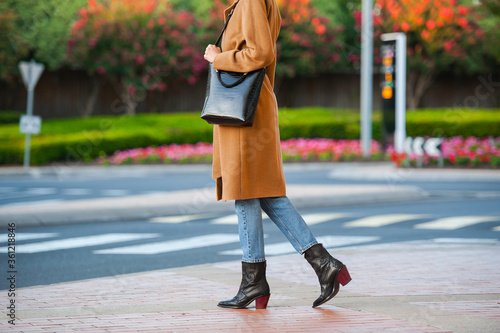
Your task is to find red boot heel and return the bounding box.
[255,295,270,309]
[337,266,351,286]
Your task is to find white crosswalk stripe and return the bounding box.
[0,233,58,242]
[432,238,500,244]
[219,235,380,256]
[94,234,240,255]
[210,213,352,225]
[157,213,499,231]
[2,199,64,207]
[0,233,160,254]
[1,187,163,205]
[298,213,353,225]
[1,213,497,256]
[150,213,216,224]
[210,214,247,224]
[60,188,93,196]
[414,216,500,230]
[0,187,17,193]
[25,188,58,195]
[1,188,58,200]
[343,214,431,228]
[100,189,130,196]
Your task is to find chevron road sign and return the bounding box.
[404,137,444,167]
[405,137,443,157]
[423,138,443,157]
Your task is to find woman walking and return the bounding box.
[203,0,350,309]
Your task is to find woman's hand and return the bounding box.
[204,44,221,63]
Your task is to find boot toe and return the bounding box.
[217,300,242,309]
[312,297,324,308]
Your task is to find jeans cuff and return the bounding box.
[242,258,266,263]
[299,241,318,255]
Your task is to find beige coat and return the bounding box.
[211,0,286,201]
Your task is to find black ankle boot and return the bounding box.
[218,261,271,309]
[304,244,351,308]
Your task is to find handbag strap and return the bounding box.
[213,0,267,88]
[215,0,268,47]
[215,2,238,47]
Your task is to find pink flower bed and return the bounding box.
[280,138,382,162]
[98,137,500,168]
[98,142,213,165]
[388,136,500,168]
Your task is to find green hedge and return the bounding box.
[405,109,500,138]
[0,107,499,165]
[0,111,23,124]
[279,108,381,141]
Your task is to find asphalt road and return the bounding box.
[1,194,499,289]
[2,164,500,206]
[1,164,499,289]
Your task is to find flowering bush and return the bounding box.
[98,138,385,165]
[208,0,347,77]
[365,0,487,109]
[281,138,382,161]
[373,0,484,70]
[98,137,500,168]
[388,136,500,168]
[98,142,213,165]
[0,9,28,84]
[67,0,206,114]
[276,0,347,77]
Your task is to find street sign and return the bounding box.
[19,60,44,91]
[410,137,425,156]
[19,59,45,169]
[404,136,443,168]
[20,115,41,134]
[423,138,443,157]
[405,137,443,156]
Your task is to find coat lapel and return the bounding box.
[224,0,240,21]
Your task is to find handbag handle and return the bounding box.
[217,70,248,88]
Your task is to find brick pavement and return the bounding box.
[2,240,500,332]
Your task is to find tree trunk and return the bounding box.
[122,91,137,115]
[81,76,103,117]
[109,76,138,115]
[406,70,436,110]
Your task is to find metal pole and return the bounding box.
[23,60,34,169]
[23,133,31,169]
[361,0,374,158]
[394,34,406,153]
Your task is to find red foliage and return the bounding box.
[67,0,206,99]
[371,0,484,71]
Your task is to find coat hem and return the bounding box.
[217,190,287,202]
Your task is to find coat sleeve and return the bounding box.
[213,0,275,73]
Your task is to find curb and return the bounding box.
[2,162,499,182]
[0,184,427,227]
[0,164,212,179]
[327,164,500,182]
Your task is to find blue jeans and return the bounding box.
[235,196,318,263]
